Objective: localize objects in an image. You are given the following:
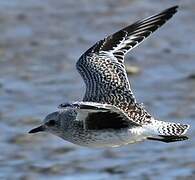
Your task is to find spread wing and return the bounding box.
[76,6,178,125]
[77,6,178,104]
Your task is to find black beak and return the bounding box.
[28,125,45,134]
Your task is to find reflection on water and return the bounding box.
[0,0,195,179]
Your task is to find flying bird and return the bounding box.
[29,6,190,147]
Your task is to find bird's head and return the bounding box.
[29,111,62,136]
[28,110,76,137]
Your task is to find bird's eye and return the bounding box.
[46,120,56,126]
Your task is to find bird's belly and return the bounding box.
[67,129,147,148]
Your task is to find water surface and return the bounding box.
[0,0,195,179]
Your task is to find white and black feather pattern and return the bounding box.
[143,119,190,136]
[100,6,178,62]
[76,6,179,126]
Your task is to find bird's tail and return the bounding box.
[144,120,190,143]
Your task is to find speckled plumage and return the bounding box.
[76,6,179,126]
[29,6,190,147]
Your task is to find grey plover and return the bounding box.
[29,6,190,147]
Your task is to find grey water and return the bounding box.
[0,0,195,179]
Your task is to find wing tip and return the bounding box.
[164,5,179,15]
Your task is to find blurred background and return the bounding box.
[0,0,195,179]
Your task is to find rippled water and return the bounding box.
[0,0,195,179]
